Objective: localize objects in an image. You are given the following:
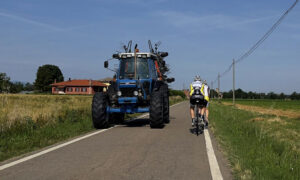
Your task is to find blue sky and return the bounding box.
[0,0,299,93]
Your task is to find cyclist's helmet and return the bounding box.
[194,75,201,82]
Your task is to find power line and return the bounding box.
[236,0,299,64]
[212,0,298,86]
[220,63,233,77]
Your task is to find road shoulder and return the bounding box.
[208,128,233,180]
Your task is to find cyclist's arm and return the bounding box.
[204,85,210,101]
[189,84,194,97]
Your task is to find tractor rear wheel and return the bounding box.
[163,85,170,124]
[150,88,164,128]
[92,92,109,129]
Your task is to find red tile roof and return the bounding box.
[51,80,107,87]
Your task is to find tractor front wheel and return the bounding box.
[150,89,164,128]
[92,92,109,129]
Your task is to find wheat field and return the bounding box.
[0,94,92,132]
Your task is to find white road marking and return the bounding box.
[0,127,113,171]
[204,129,223,180]
[0,101,186,171]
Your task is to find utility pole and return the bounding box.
[233,59,235,106]
[218,73,220,103]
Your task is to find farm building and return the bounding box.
[51,79,107,95]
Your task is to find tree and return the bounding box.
[223,90,233,98]
[0,73,11,93]
[290,92,300,100]
[235,88,248,99]
[267,92,278,99]
[34,64,64,92]
[248,91,255,99]
[9,81,24,93]
[279,93,285,100]
[24,82,34,91]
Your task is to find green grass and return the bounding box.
[210,101,300,179]
[0,108,94,162]
[0,94,186,162]
[222,99,300,111]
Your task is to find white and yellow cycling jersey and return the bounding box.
[189,81,202,96]
[190,81,209,102]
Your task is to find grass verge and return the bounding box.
[210,101,300,179]
[0,107,93,162]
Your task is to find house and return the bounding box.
[51,79,107,95]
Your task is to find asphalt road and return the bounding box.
[0,101,232,180]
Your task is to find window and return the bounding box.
[67,87,73,92]
[75,88,79,92]
[151,61,157,79]
[119,58,149,79]
[82,88,87,92]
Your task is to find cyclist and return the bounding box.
[200,80,210,127]
[189,76,202,126]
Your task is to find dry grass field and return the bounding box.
[0,94,92,133]
[0,94,184,132]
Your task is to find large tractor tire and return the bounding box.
[150,89,164,128]
[92,92,109,129]
[162,85,170,124]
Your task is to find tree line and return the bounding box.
[1,64,64,94]
[210,88,300,100]
[0,73,34,93]
[169,89,186,98]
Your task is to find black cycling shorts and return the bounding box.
[190,98,207,108]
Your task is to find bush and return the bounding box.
[169,89,186,98]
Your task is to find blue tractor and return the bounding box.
[92,41,175,128]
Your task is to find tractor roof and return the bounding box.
[114,52,158,59]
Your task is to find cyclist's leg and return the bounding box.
[200,106,205,117]
[205,102,209,122]
[190,106,195,119]
[201,107,206,124]
[202,100,208,127]
[190,99,195,119]
[200,100,205,118]
[190,99,196,125]
[198,106,202,117]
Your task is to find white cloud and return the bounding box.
[0,11,86,32]
[155,11,276,32]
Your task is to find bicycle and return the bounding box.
[192,88,205,136]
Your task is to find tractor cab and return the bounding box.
[118,53,158,80]
[105,52,158,108]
